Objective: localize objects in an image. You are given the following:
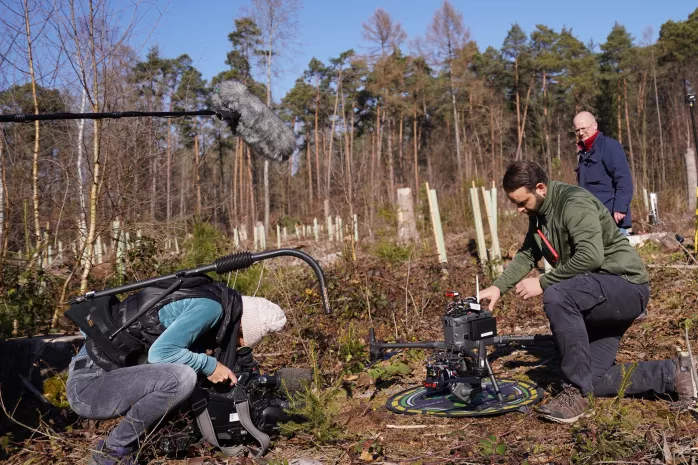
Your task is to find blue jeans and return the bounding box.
[618,227,630,237]
[543,273,676,396]
[66,356,197,449]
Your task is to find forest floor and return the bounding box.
[2,230,698,465]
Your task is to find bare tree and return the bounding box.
[362,7,406,57]
[427,1,468,174]
[246,0,301,233]
[18,0,44,260]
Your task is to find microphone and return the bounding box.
[251,367,312,394]
[212,80,296,162]
[274,367,313,394]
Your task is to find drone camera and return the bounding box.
[443,296,498,348]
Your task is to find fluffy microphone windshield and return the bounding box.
[212,80,296,162]
[274,367,313,394]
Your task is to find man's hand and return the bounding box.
[479,286,501,311]
[613,211,626,224]
[207,362,238,385]
[514,277,543,300]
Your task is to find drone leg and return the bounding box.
[484,357,504,403]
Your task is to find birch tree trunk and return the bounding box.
[76,88,88,250]
[79,0,102,293]
[23,0,42,259]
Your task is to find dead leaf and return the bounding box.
[359,450,377,461]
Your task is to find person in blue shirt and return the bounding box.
[66,294,287,465]
[573,111,634,235]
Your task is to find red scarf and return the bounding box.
[577,130,599,152]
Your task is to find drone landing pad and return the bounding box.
[387,379,543,417]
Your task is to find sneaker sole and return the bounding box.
[538,411,589,424]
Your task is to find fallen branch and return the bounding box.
[385,424,449,429]
[647,265,698,269]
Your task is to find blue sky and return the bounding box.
[133,0,697,101]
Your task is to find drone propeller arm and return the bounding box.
[494,334,553,344]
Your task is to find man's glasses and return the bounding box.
[574,124,594,134]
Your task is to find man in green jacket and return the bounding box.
[479,161,696,423]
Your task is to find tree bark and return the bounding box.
[387,116,395,202]
[623,78,636,183]
[79,0,102,293]
[514,56,521,160]
[194,121,201,219]
[686,147,697,215]
[449,68,463,172]
[326,68,342,210]
[23,0,42,258]
[515,75,534,160]
[413,103,419,196]
[617,81,623,144]
[314,86,321,200]
[306,140,313,208]
[76,89,88,250]
[650,47,665,187]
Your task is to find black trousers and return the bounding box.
[543,273,676,397]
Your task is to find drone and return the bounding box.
[368,279,554,417]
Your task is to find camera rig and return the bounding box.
[67,248,330,458]
[369,291,553,417]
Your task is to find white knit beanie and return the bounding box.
[240,296,287,347]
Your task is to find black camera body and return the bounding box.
[202,346,301,447]
[158,346,308,457]
[443,295,498,350]
[420,294,499,403]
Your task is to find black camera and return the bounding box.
[442,294,498,350]
[202,347,309,447]
[157,346,310,457]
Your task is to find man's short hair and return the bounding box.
[503,161,549,193]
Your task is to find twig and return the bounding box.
[647,264,698,269]
[385,424,448,429]
[0,386,70,445]
[254,350,303,357]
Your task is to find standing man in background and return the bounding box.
[573,111,634,235]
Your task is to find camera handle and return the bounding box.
[71,248,332,315]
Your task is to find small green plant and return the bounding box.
[179,221,230,269]
[43,373,69,408]
[367,359,411,381]
[373,239,413,265]
[0,266,57,338]
[278,343,345,444]
[571,363,644,464]
[339,323,367,374]
[480,434,507,458]
[126,235,161,280]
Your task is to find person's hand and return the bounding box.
[207,362,238,385]
[478,286,501,311]
[515,277,543,300]
[613,211,626,224]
